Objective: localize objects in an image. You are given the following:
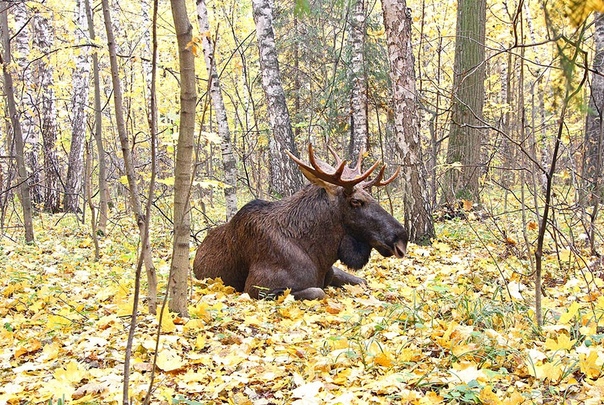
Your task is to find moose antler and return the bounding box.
[361,165,401,189]
[287,144,398,193]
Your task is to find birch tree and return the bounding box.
[169,0,197,316]
[13,2,42,205]
[64,0,91,213]
[382,0,434,244]
[348,0,368,161]
[0,2,34,242]
[102,0,158,313]
[197,0,238,219]
[252,0,303,197]
[32,12,60,213]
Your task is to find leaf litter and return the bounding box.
[1,215,604,404]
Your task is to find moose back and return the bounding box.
[193,144,408,300]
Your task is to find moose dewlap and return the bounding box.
[193,144,408,300]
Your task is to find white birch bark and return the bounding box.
[196,0,238,219]
[252,0,303,197]
[64,0,91,213]
[32,12,60,213]
[13,2,42,204]
[348,0,368,160]
[382,0,434,244]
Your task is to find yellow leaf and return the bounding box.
[531,361,563,382]
[373,351,395,368]
[46,315,71,330]
[54,360,88,384]
[156,349,185,372]
[559,302,581,324]
[14,339,41,358]
[158,305,176,333]
[275,288,291,304]
[186,38,202,57]
[545,333,576,351]
[183,318,205,334]
[566,0,604,26]
[479,385,502,405]
[580,350,602,379]
[325,300,344,314]
[278,305,303,320]
[333,369,351,385]
[194,334,206,350]
[189,302,211,321]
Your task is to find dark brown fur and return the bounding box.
[193,182,408,300]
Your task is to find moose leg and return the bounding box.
[325,266,366,288]
[245,260,327,300]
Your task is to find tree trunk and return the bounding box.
[442,0,486,203]
[64,0,91,214]
[32,12,61,213]
[582,12,604,204]
[197,0,238,220]
[348,0,368,161]
[169,0,197,317]
[102,0,157,313]
[252,0,303,197]
[13,2,42,205]
[0,3,34,242]
[382,0,435,245]
[85,0,108,233]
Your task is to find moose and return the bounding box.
[193,144,408,300]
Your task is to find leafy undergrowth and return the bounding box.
[1,215,604,404]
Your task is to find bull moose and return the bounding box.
[193,144,408,300]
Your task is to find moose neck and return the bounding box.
[271,184,345,264]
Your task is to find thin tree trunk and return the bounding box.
[101,0,157,313]
[64,0,91,213]
[197,0,238,219]
[32,12,60,213]
[348,0,368,160]
[85,0,108,233]
[442,0,486,203]
[169,0,197,317]
[382,0,434,244]
[0,3,34,242]
[252,0,303,197]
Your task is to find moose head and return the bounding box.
[193,144,408,300]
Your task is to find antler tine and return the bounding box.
[362,165,401,189]
[326,144,344,167]
[288,144,386,193]
[352,148,365,175]
[308,144,346,179]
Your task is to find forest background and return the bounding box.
[3,0,604,403]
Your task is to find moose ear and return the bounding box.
[299,167,340,196]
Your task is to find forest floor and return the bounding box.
[1,205,604,404]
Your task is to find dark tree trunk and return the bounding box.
[442,0,486,203]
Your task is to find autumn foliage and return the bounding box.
[2,213,604,404]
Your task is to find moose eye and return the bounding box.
[350,198,363,208]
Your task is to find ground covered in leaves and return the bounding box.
[1,213,604,404]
